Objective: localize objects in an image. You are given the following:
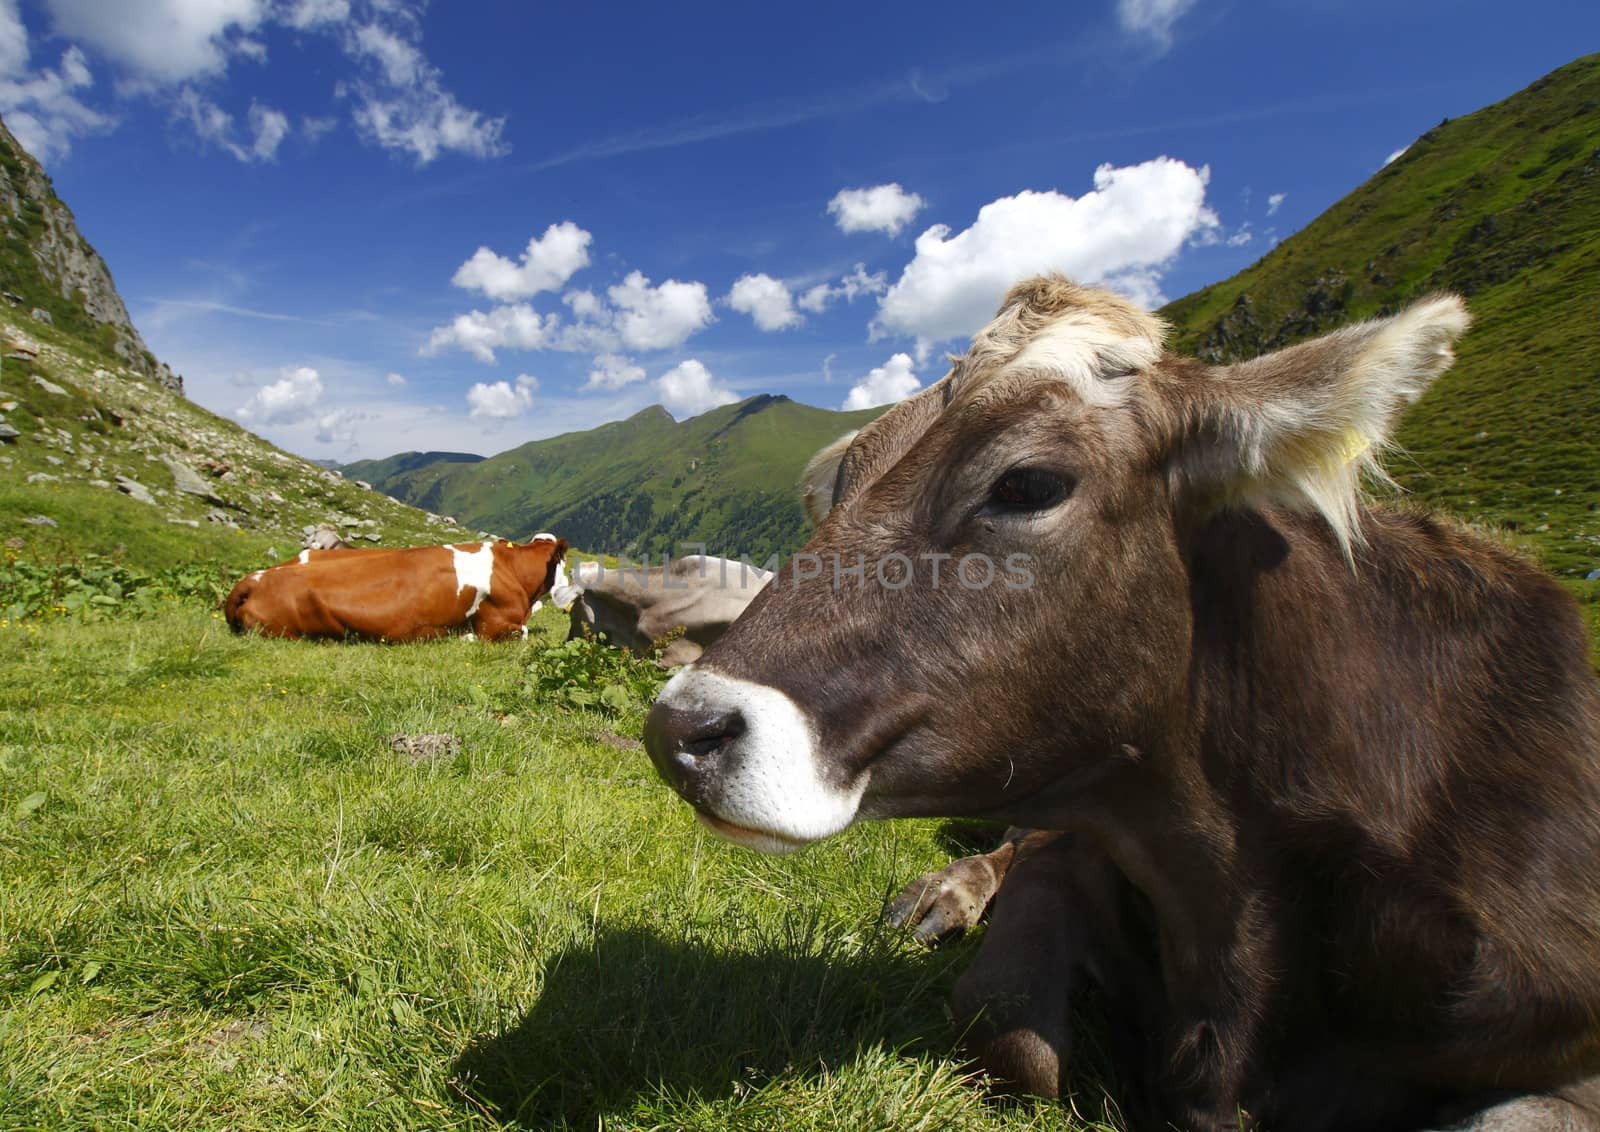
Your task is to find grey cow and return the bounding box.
[553,554,772,668]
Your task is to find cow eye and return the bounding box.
[982,467,1073,515]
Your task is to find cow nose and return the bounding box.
[644,701,746,792]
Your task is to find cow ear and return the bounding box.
[799,430,858,526]
[1164,294,1470,552]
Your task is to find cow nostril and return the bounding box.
[681,710,746,758]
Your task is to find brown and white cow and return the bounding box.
[225,534,567,642]
[554,554,773,668]
[643,277,1600,1131]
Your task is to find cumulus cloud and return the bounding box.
[827,183,926,236]
[19,0,506,166]
[797,263,888,314]
[608,271,713,351]
[384,371,407,386]
[42,0,270,87]
[1383,144,1411,167]
[314,406,362,445]
[451,221,592,301]
[1117,0,1197,47]
[236,365,324,424]
[658,359,736,418]
[0,32,110,164]
[584,353,646,391]
[1266,191,1286,215]
[727,273,801,331]
[872,158,1219,356]
[422,303,556,363]
[842,353,920,411]
[466,373,537,420]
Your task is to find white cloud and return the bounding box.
[236,365,324,424]
[42,0,271,87]
[842,353,920,411]
[282,0,350,30]
[827,183,925,236]
[384,371,407,386]
[658,359,736,418]
[466,373,537,420]
[1383,144,1411,167]
[1225,223,1253,247]
[343,18,507,165]
[313,406,362,446]
[0,34,111,164]
[872,158,1219,356]
[173,89,290,162]
[564,289,603,320]
[727,273,801,331]
[584,353,646,391]
[1117,0,1197,47]
[797,263,888,313]
[1266,191,1286,215]
[422,303,556,363]
[28,0,504,166]
[451,221,592,301]
[608,271,713,351]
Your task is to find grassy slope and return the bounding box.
[348,396,886,559]
[0,607,1119,1132]
[1161,53,1600,579]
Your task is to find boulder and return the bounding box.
[0,423,18,441]
[31,375,66,396]
[162,456,225,505]
[115,476,155,505]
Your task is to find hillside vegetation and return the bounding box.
[343,395,887,560]
[1163,53,1600,578]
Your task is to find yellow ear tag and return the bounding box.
[1336,429,1371,467]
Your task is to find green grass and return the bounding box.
[0,605,1121,1131]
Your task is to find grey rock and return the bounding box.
[203,508,235,525]
[44,454,62,465]
[115,476,155,505]
[168,518,200,528]
[31,375,66,396]
[26,472,58,484]
[355,479,373,491]
[1586,568,1600,582]
[21,514,56,526]
[390,733,460,764]
[30,308,52,325]
[0,422,18,441]
[162,456,224,504]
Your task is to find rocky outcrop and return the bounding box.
[0,115,176,392]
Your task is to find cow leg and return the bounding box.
[1427,1079,1600,1132]
[948,831,1141,1101]
[884,827,1033,944]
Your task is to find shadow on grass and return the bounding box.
[449,921,972,1127]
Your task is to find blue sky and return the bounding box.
[1,1,1593,460]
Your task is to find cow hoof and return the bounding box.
[884,854,1005,945]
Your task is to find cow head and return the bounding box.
[644,276,1469,853]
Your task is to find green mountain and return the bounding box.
[1162,53,1600,577]
[343,395,886,559]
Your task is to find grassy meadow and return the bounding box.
[0,601,1122,1132]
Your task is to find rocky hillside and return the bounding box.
[0,116,175,390]
[342,395,887,560]
[1163,54,1600,577]
[0,305,476,578]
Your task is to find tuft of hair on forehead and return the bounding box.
[958,275,1169,405]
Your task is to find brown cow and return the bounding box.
[225,534,567,642]
[643,277,1600,1131]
